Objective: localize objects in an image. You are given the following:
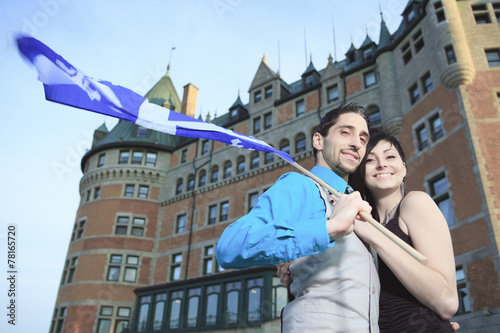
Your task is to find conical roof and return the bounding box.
[144,71,182,111]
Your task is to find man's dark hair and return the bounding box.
[313,103,370,160]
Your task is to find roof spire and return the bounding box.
[167,45,176,73]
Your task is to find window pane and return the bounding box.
[110,255,122,264]
[225,290,239,324]
[114,320,129,333]
[119,151,129,164]
[169,299,182,328]
[172,266,181,281]
[152,302,165,330]
[220,202,229,221]
[133,218,145,225]
[127,256,139,265]
[116,226,128,235]
[107,267,120,281]
[145,152,157,166]
[138,186,149,198]
[117,307,131,317]
[132,151,143,165]
[432,177,448,195]
[328,85,339,102]
[187,296,199,327]
[137,303,149,331]
[131,227,144,236]
[296,100,305,116]
[364,71,376,87]
[97,319,111,333]
[438,197,454,225]
[247,287,262,322]
[100,306,113,316]
[206,294,218,325]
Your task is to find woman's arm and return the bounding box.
[354,191,458,320]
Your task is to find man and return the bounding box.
[216,103,379,332]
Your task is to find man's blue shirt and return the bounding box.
[216,165,348,269]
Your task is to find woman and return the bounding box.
[350,128,458,332]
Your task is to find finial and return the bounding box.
[167,45,176,73]
[262,53,267,64]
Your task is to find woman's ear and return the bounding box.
[402,162,407,178]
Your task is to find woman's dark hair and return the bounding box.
[313,103,370,161]
[349,128,406,221]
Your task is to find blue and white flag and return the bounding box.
[16,35,294,164]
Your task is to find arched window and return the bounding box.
[211,166,219,183]
[187,174,195,191]
[176,178,183,195]
[295,133,306,153]
[198,170,206,187]
[223,161,232,179]
[250,152,260,170]
[237,156,246,174]
[280,139,290,154]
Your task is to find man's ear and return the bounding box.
[312,132,323,151]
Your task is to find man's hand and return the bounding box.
[276,261,292,287]
[326,191,371,240]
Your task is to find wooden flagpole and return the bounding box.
[292,162,428,265]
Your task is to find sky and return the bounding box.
[0,0,408,331]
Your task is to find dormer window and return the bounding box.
[265,86,273,99]
[230,108,238,119]
[362,48,373,61]
[305,75,314,87]
[347,52,355,64]
[136,126,148,138]
[407,7,416,22]
[254,91,262,103]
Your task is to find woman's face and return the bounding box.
[364,140,406,193]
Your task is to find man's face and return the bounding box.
[313,112,369,177]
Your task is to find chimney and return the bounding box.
[181,83,199,118]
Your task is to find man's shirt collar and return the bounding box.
[311,165,348,194]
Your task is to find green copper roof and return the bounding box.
[144,71,182,111]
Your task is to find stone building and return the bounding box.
[50,0,500,332]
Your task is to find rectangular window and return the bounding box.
[94,187,101,200]
[124,185,134,197]
[472,4,491,24]
[327,85,339,103]
[203,246,220,275]
[181,149,188,163]
[402,42,412,64]
[495,3,500,22]
[119,151,129,164]
[220,201,229,222]
[486,49,500,67]
[456,266,471,314]
[265,85,273,99]
[132,217,145,237]
[421,72,433,94]
[124,255,139,282]
[248,192,259,213]
[429,173,454,225]
[145,152,157,167]
[97,153,105,167]
[208,205,217,225]
[61,257,78,285]
[72,220,86,241]
[434,1,446,22]
[430,115,443,141]
[416,124,428,151]
[409,83,420,104]
[364,70,376,87]
[201,140,209,155]
[170,253,182,281]
[176,214,186,233]
[138,185,149,199]
[413,30,424,54]
[107,255,122,281]
[265,151,274,164]
[254,91,262,103]
[445,45,456,64]
[253,118,261,134]
[264,112,272,129]
[132,151,143,165]
[136,126,148,138]
[296,100,305,117]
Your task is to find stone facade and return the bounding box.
[50,1,500,332]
